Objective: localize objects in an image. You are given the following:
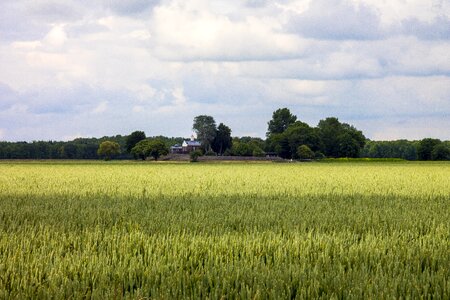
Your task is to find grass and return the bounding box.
[0,161,449,298]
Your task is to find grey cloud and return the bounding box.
[245,0,268,8]
[97,0,161,15]
[0,2,50,41]
[0,0,159,43]
[26,1,84,22]
[287,0,383,40]
[402,16,450,40]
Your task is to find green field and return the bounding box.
[0,161,449,298]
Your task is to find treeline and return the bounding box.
[0,107,449,160]
[362,139,450,161]
[0,136,183,160]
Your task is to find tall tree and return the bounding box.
[97,141,121,160]
[126,131,146,153]
[317,117,341,157]
[317,117,366,158]
[212,123,232,155]
[193,115,217,152]
[266,108,297,137]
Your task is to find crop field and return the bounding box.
[0,161,449,298]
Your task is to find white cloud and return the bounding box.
[92,101,109,114]
[150,2,305,61]
[43,25,67,47]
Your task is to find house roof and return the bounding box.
[184,140,201,147]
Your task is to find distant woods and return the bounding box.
[0,108,449,160]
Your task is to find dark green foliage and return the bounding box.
[231,137,266,157]
[285,121,322,158]
[318,117,366,158]
[266,133,290,158]
[266,108,297,136]
[431,143,450,160]
[126,131,146,153]
[252,147,265,157]
[204,150,217,156]
[193,115,217,152]
[212,123,232,155]
[337,132,361,158]
[361,140,418,160]
[97,141,121,160]
[418,138,442,160]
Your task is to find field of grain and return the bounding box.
[0,161,449,298]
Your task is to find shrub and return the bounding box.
[190,150,203,162]
[252,147,265,157]
[204,150,217,156]
[297,145,314,160]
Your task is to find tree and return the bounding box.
[212,123,232,155]
[266,133,290,158]
[193,115,217,152]
[317,117,341,157]
[126,131,146,153]
[297,145,314,159]
[337,132,361,158]
[147,140,169,160]
[97,141,121,160]
[131,139,169,161]
[285,121,322,158]
[317,117,366,158]
[267,108,297,137]
[418,138,441,160]
[431,143,450,160]
[131,140,150,160]
[60,143,78,159]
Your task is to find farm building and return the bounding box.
[170,136,202,154]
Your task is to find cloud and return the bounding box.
[402,15,450,40]
[92,101,109,114]
[287,0,383,40]
[98,0,161,15]
[150,2,305,61]
[0,0,449,141]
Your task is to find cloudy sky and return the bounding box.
[0,0,449,141]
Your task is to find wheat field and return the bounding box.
[0,161,449,298]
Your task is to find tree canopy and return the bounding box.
[212,123,232,155]
[131,139,169,161]
[193,115,217,152]
[97,141,121,160]
[267,108,297,137]
[126,131,146,153]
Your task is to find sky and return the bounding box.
[0,0,449,142]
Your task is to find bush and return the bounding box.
[204,150,217,156]
[314,151,326,159]
[252,147,265,157]
[297,145,314,160]
[190,150,203,162]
